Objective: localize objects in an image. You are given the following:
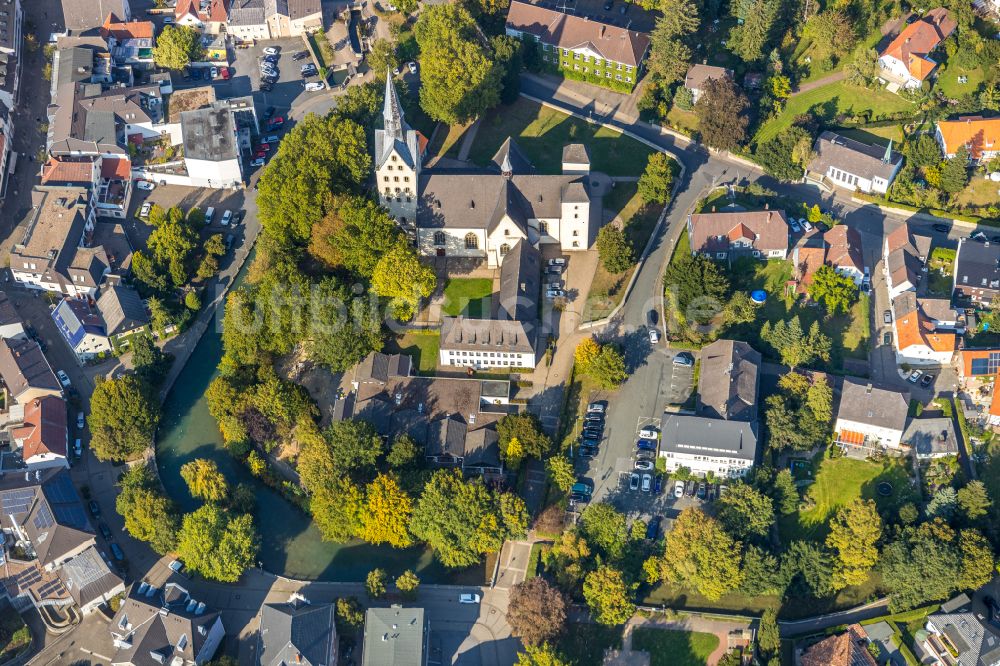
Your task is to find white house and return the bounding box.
[883,223,930,301]
[877,8,955,89]
[936,116,1000,162]
[226,0,321,41]
[51,298,112,360]
[805,131,904,195]
[178,103,243,188]
[683,64,732,104]
[834,378,909,453]
[892,292,956,366]
[8,396,69,470]
[375,73,598,269]
[0,292,25,340]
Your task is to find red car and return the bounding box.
[220,67,231,80]
[254,150,266,159]
[268,116,284,127]
[258,143,271,152]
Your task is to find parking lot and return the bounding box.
[231,37,327,114]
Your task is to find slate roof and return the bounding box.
[0,338,61,401]
[835,377,909,433]
[498,240,540,322]
[228,0,266,26]
[425,415,468,459]
[57,545,123,608]
[0,468,94,567]
[111,582,223,666]
[808,131,902,183]
[363,607,426,666]
[11,395,68,461]
[286,0,321,19]
[561,143,590,166]
[258,600,337,666]
[355,352,413,383]
[955,237,1000,293]
[463,426,501,469]
[440,316,536,355]
[688,210,789,255]
[60,0,132,32]
[505,0,651,67]
[927,593,1000,666]
[97,285,149,336]
[697,340,760,422]
[684,64,731,91]
[491,137,534,174]
[880,8,955,82]
[660,414,759,462]
[884,223,930,291]
[902,417,958,457]
[0,291,20,329]
[824,224,864,274]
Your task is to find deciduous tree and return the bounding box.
[180,459,229,501]
[596,226,634,274]
[496,413,551,460]
[547,457,576,492]
[695,78,750,150]
[716,483,774,538]
[657,508,744,599]
[957,480,991,521]
[323,419,385,475]
[372,244,437,321]
[308,196,405,277]
[583,566,636,625]
[116,466,179,554]
[581,504,629,560]
[176,504,258,583]
[637,152,675,205]
[959,529,995,591]
[508,578,568,646]
[366,568,388,598]
[367,39,400,77]
[516,644,571,666]
[574,338,600,371]
[588,345,628,389]
[360,474,414,547]
[807,265,857,315]
[152,25,205,70]
[89,375,160,462]
[827,499,881,590]
[395,570,420,599]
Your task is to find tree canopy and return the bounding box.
[508,578,568,645]
[180,459,229,502]
[582,566,636,625]
[694,78,750,151]
[116,466,179,554]
[152,26,205,70]
[807,266,857,315]
[655,508,744,600]
[175,504,258,583]
[826,499,881,590]
[89,375,160,462]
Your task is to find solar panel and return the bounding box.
[33,504,54,530]
[35,578,66,599]
[14,568,40,589]
[1,489,36,515]
[972,358,989,375]
[44,474,80,504]
[52,504,89,530]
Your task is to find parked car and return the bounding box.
[802,219,814,232]
[580,437,599,447]
[654,475,663,493]
[788,218,801,232]
[292,50,309,60]
[861,279,871,294]
[641,474,652,492]
[268,116,285,128]
[635,449,655,461]
[210,66,218,78]
[74,439,82,457]
[883,309,892,324]
[883,331,892,345]
[648,328,660,344]
[77,412,85,429]
[263,46,280,55]
[139,202,152,218]
[459,593,481,604]
[672,352,694,367]
[251,158,265,167]
[907,369,922,383]
[204,207,215,223]
[265,134,280,144]
[571,481,593,497]
[578,445,596,458]
[221,210,232,226]
[263,54,279,63]
[636,438,658,452]
[548,257,566,266]
[220,67,230,80]
[254,150,267,160]
[629,473,640,490]
[920,374,935,388]
[685,480,696,496]
[135,179,155,191]
[696,482,706,499]
[584,418,604,429]
[674,480,685,498]
[301,63,317,73]
[587,402,606,413]
[258,142,271,152]
[225,234,235,251]
[932,223,949,233]
[638,427,658,439]
[545,265,563,276]
[545,288,565,299]
[569,492,590,503]
[56,370,71,387]
[305,81,324,91]
[634,459,654,471]
[408,61,418,74]
[582,428,602,440]
[88,500,101,518]
[646,516,661,539]
[110,543,125,561]
[99,522,113,541]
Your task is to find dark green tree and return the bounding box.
[89,374,160,462]
[940,146,970,194]
[595,226,635,273]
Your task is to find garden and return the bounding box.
[441,278,494,318]
[631,627,720,666]
[0,609,29,663]
[386,330,441,375]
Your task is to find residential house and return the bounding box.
[957,348,1000,386]
[902,417,958,458]
[687,209,790,262]
[60,0,132,32]
[683,64,731,104]
[51,298,112,359]
[505,0,651,89]
[883,223,930,300]
[226,0,322,42]
[48,82,165,158]
[804,131,903,194]
[877,8,955,89]
[376,75,598,266]
[257,595,337,666]
[362,606,427,666]
[0,100,14,199]
[954,236,1000,306]
[97,284,150,350]
[660,340,761,478]
[424,417,502,475]
[0,0,23,111]
[0,469,122,615]
[792,225,865,291]
[99,12,154,68]
[799,624,877,666]
[110,581,225,665]
[174,0,230,33]
[924,589,1000,666]
[833,377,909,452]
[0,338,62,404]
[0,292,25,340]
[10,187,109,297]
[987,373,1000,426]
[439,239,541,370]
[936,116,1000,161]
[7,395,69,469]
[40,155,134,219]
[892,291,956,365]
[179,101,244,188]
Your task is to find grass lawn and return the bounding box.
[954,177,1000,213]
[725,259,870,368]
[755,80,915,144]
[928,247,956,296]
[631,627,719,666]
[557,624,623,666]
[836,125,905,145]
[387,331,440,375]
[935,61,986,100]
[442,278,494,318]
[426,122,473,161]
[779,455,918,542]
[586,184,664,320]
[468,98,654,177]
[666,105,699,134]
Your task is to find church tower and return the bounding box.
[374,71,421,227]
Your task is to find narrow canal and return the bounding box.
[154,251,474,582]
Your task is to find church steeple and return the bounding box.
[383,69,404,141]
[883,139,894,164]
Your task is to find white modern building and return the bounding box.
[834,378,909,453]
[805,131,903,195]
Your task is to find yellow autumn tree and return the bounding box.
[574,338,600,372]
[360,474,414,548]
[503,436,525,469]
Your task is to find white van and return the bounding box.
[205,207,215,224]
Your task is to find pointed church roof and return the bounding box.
[490,137,534,175]
[487,178,530,236]
[374,72,420,171]
[383,69,405,141]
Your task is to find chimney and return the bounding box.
[764,203,769,210]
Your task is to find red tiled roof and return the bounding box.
[801,624,878,666]
[880,8,955,82]
[40,157,95,185]
[11,396,67,460]
[209,0,230,22]
[960,349,1000,377]
[101,12,155,40]
[100,157,131,179]
[990,369,1000,417]
[894,294,956,354]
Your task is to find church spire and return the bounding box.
[383,69,404,141]
[883,139,893,164]
[501,149,513,178]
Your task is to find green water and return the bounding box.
[154,252,476,582]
